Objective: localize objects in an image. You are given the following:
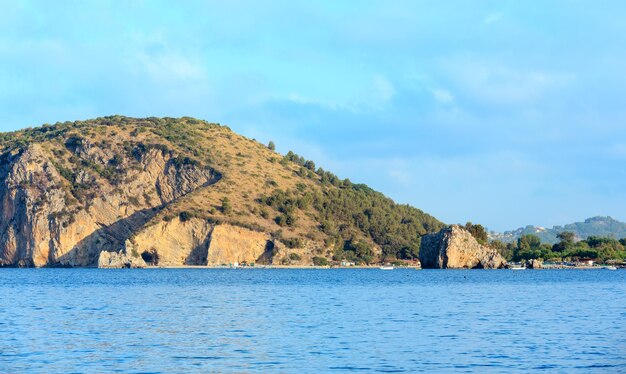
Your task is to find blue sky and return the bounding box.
[1,1,625,231]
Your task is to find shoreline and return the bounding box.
[142,265,623,270]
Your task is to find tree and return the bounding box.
[304,160,316,171]
[558,231,576,244]
[289,253,301,261]
[489,240,514,261]
[553,231,576,252]
[515,234,543,260]
[464,222,488,244]
[312,256,329,266]
[221,197,232,214]
[179,211,193,222]
[399,241,421,260]
[268,141,275,151]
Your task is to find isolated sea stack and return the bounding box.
[0,116,443,268]
[419,225,507,269]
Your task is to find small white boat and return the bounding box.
[379,266,394,270]
[510,266,526,271]
[604,266,618,270]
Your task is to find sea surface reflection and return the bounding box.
[1,269,624,372]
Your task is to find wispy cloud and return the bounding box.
[483,12,504,25]
[373,75,396,103]
[431,88,454,104]
[442,58,575,106]
[131,52,207,82]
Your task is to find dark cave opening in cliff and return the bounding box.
[141,250,159,266]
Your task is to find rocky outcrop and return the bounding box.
[115,219,276,267]
[0,142,219,267]
[0,145,66,267]
[207,224,273,265]
[127,217,213,266]
[419,225,507,269]
[526,259,543,269]
[98,249,146,268]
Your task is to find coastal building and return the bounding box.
[578,258,594,266]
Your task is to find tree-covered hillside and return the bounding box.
[489,216,626,244]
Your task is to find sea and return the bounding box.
[1,268,624,373]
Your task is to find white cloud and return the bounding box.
[431,88,454,104]
[483,12,504,25]
[442,58,575,106]
[132,52,207,82]
[284,92,342,111]
[274,75,395,113]
[373,75,396,103]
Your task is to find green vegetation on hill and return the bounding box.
[490,216,626,244]
[490,231,626,263]
[0,116,444,264]
[259,181,443,263]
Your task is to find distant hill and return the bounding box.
[489,216,626,244]
[0,116,443,267]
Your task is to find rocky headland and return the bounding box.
[419,224,507,269]
[0,116,444,268]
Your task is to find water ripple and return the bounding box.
[0,268,624,373]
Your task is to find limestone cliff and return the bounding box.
[0,116,443,267]
[206,224,273,265]
[419,225,507,269]
[125,217,213,266]
[0,137,218,267]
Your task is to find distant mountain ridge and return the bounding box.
[489,216,626,244]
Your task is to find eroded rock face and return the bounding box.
[419,225,507,269]
[207,224,273,265]
[0,143,219,267]
[128,217,213,266]
[0,145,66,267]
[107,220,275,267]
[98,249,146,268]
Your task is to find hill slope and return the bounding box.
[489,216,626,244]
[0,116,443,267]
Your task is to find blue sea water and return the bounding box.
[0,269,624,373]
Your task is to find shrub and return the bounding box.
[282,237,303,249]
[289,253,302,261]
[221,197,232,214]
[128,196,141,207]
[260,208,269,219]
[312,256,328,266]
[179,211,194,222]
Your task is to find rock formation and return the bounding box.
[0,138,218,267]
[526,259,543,269]
[120,219,275,267]
[206,224,273,265]
[98,249,146,268]
[0,116,443,267]
[419,225,507,269]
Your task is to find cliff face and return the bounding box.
[118,219,274,267]
[419,225,507,269]
[0,140,218,267]
[206,224,272,265]
[0,116,443,267]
